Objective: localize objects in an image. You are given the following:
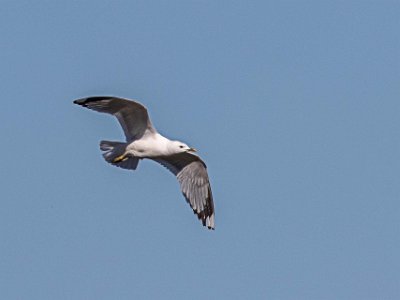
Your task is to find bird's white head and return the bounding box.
[170,140,197,154]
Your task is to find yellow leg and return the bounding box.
[113,154,127,163]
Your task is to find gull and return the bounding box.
[73,96,215,230]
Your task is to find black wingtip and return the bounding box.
[73,96,113,106]
[73,98,84,105]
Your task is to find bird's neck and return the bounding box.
[154,133,177,156]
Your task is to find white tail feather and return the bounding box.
[100,140,139,170]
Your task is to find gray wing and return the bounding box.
[153,153,215,230]
[73,96,156,141]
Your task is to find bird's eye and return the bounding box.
[179,145,184,148]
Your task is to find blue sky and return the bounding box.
[1,1,399,299]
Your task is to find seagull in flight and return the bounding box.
[74,96,215,230]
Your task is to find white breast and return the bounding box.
[126,133,171,158]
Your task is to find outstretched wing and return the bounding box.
[73,96,156,141]
[153,153,215,230]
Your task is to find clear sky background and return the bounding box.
[0,1,399,299]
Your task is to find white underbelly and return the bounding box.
[126,136,168,158]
